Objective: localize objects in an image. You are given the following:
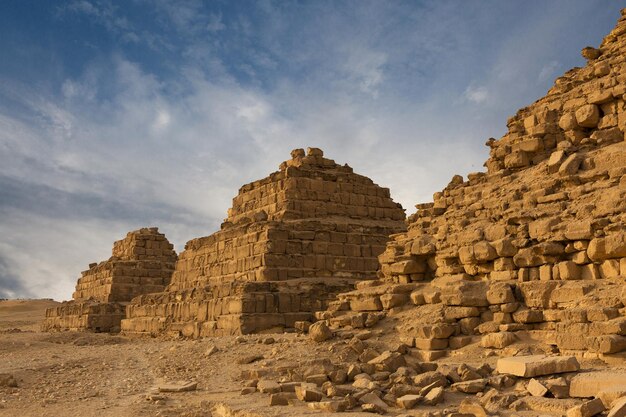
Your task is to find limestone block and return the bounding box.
[548,150,567,173]
[559,153,583,176]
[414,323,457,339]
[309,321,333,342]
[576,104,600,128]
[505,151,530,169]
[480,332,516,348]
[441,281,488,306]
[390,260,425,274]
[570,371,626,398]
[380,293,408,309]
[518,281,559,308]
[558,261,582,280]
[598,388,626,409]
[513,309,543,323]
[528,378,549,396]
[368,351,406,372]
[565,221,594,240]
[473,241,498,262]
[350,296,382,312]
[600,259,621,278]
[559,112,579,130]
[566,398,606,417]
[487,282,515,304]
[586,335,626,354]
[496,355,579,377]
[608,397,626,417]
[396,394,421,409]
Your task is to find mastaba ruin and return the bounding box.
[42,228,177,332]
[113,148,406,337]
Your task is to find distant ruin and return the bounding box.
[42,228,176,332]
[120,148,405,336]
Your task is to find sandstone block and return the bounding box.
[496,355,579,377]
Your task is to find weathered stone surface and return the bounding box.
[570,372,626,398]
[566,398,605,417]
[43,228,177,333]
[496,355,579,377]
[608,397,626,417]
[480,332,516,348]
[528,378,549,397]
[309,321,333,342]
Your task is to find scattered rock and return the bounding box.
[309,321,333,342]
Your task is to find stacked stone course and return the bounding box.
[42,228,176,332]
[316,8,626,362]
[121,148,406,336]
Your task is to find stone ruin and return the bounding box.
[42,228,176,332]
[120,148,406,337]
[316,5,626,360]
[241,9,626,415]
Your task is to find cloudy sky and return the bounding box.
[0,1,620,300]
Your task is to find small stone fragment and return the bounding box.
[528,378,549,397]
[158,381,197,392]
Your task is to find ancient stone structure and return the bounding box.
[42,228,176,332]
[121,148,406,337]
[317,8,626,361]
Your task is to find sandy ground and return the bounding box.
[1,299,386,417]
[0,300,612,417]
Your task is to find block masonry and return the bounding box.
[316,9,626,361]
[42,228,176,332]
[121,148,406,336]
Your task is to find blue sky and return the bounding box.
[0,1,620,300]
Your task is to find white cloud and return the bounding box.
[538,60,560,82]
[463,84,489,104]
